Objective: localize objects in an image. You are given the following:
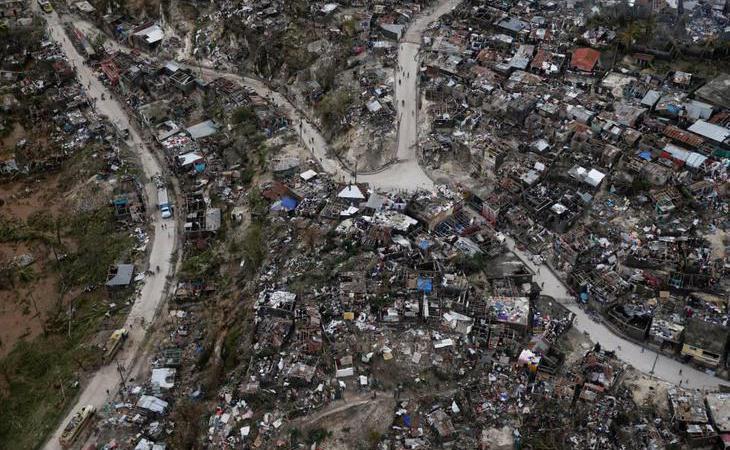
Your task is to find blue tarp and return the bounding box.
[281,196,298,211]
[417,277,432,293]
[403,415,411,427]
[273,196,298,212]
[194,162,206,173]
[638,151,652,161]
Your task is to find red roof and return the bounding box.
[100,59,121,85]
[663,125,705,148]
[571,48,601,72]
[531,48,549,70]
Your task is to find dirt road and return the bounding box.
[72,0,464,192]
[506,237,726,390]
[64,0,721,394]
[39,9,178,450]
[295,393,395,450]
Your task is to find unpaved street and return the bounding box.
[54,0,721,414]
[40,9,178,450]
[506,237,726,390]
[73,0,463,192]
[358,0,463,191]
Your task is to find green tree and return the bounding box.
[241,223,265,270]
[618,21,640,52]
[317,89,352,132]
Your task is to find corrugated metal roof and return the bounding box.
[663,125,705,148]
[663,143,708,168]
[570,48,600,72]
[688,120,730,143]
[641,90,661,107]
[186,120,218,140]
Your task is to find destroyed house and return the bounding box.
[100,58,121,86]
[489,296,530,330]
[105,263,134,288]
[469,291,528,350]
[570,48,601,72]
[261,181,301,203]
[522,185,584,233]
[254,291,296,353]
[120,65,146,90]
[474,192,511,226]
[286,362,316,384]
[294,306,323,354]
[552,226,594,268]
[570,269,627,305]
[580,351,618,399]
[494,17,529,36]
[669,388,709,425]
[407,194,460,232]
[695,73,730,110]
[174,280,215,303]
[168,69,195,93]
[0,0,23,19]
[649,317,684,349]
[256,290,296,316]
[130,23,163,50]
[138,100,171,127]
[160,348,182,367]
[681,319,728,368]
[598,72,636,98]
[508,44,535,71]
[668,388,716,445]
[606,303,652,341]
[183,208,221,235]
[427,409,456,438]
[706,393,730,436]
[529,48,566,76]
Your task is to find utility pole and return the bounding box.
[115,359,127,391]
[649,352,659,375]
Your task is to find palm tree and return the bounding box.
[668,35,683,58]
[642,15,656,42]
[619,21,641,53]
[703,34,718,59]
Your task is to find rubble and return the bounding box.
[17,0,730,448]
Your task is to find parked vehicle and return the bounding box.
[113,120,129,140]
[59,405,95,448]
[157,187,173,219]
[37,0,53,13]
[102,328,128,363]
